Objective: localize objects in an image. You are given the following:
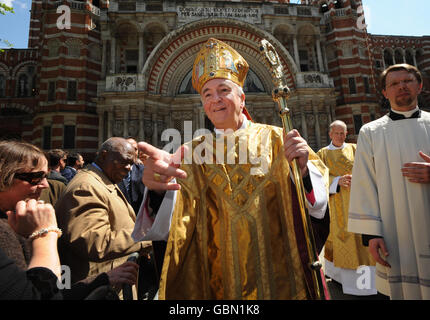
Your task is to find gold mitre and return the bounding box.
[192,38,249,93]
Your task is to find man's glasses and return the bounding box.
[14,171,48,186]
[386,79,416,89]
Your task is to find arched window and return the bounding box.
[17,74,28,97]
[243,69,265,93]
[405,50,415,66]
[416,50,423,67]
[394,49,404,64]
[66,39,82,58]
[48,40,60,58]
[178,70,197,95]
[117,23,139,73]
[341,42,353,58]
[384,49,394,67]
[358,45,367,59]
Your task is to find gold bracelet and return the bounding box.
[28,226,62,240]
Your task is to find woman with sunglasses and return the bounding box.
[0,140,62,299]
[0,141,139,300]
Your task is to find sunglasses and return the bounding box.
[14,171,48,186]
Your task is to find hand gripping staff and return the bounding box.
[259,39,327,300]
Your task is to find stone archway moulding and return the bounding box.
[12,61,38,78]
[0,103,34,114]
[143,19,299,95]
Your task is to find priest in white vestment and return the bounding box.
[348,64,430,300]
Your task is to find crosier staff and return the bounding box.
[259,39,326,300]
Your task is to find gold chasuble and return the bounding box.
[317,144,375,270]
[159,123,328,300]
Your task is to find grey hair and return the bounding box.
[95,137,130,161]
[329,120,347,132]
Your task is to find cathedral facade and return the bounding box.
[1,0,429,160]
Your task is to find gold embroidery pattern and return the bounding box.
[317,144,375,269]
[162,123,309,299]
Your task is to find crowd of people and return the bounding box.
[0,38,429,300]
[0,141,140,299]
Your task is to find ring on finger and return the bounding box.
[154,173,161,182]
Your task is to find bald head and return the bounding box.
[97,137,130,155]
[95,137,135,183]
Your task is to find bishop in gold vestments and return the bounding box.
[159,122,329,299]
[135,38,330,300]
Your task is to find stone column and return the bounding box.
[152,113,158,146]
[107,106,114,138]
[97,109,104,147]
[313,102,321,149]
[101,40,107,78]
[293,36,301,72]
[142,40,147,71]
[138,33,144,73]
[110,37,116,74]
[325,101,333,127]
[321,44,329,73]
[316,36,324,73]
[123,107,129,138]
[300,103,308,141]
[192,107,198,131]
[199,106,205,129]
[138,109,145,141]
[413,50,418,67]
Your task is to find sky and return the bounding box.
[0,0,430,49]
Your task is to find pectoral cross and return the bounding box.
[206,41,218,49]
